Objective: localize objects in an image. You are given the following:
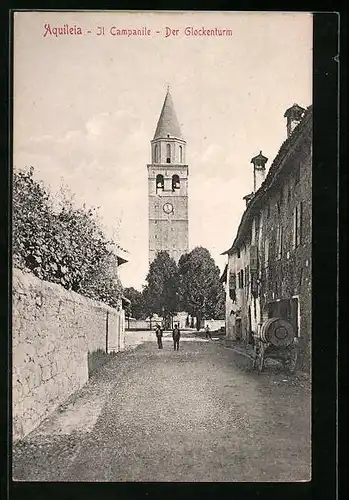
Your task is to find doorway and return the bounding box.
[235,318,242,340]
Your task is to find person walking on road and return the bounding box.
[205,324,212,339]
[155,324,163,349]
[172,323,181,351]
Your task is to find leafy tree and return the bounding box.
[123,287,146,319]
[143,251,179,327]
[178,246,225,330]
[12,166,123,308]
[13,166,52,272]
[78,251,123,308]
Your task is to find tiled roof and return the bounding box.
[153,90,183,140]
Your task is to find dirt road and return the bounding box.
[13,331,311,482]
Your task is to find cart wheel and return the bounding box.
[257,345,265,372]
[286,347,298,374]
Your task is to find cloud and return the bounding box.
[16,109,148,183]
[28,134,54,143]
[200,143,223,164]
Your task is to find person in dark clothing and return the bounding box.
[155,324,163,349]
[205,324,212,339]
[172,323,181,351]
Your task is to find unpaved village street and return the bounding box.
[13,331,311,482]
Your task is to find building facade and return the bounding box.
[148,90,189,264]
[222,104,312,369]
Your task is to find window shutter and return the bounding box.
[277,224,283,259]
[229,271,236,291]
[251,273,258,296]
[292,208,297,249]
[264,238,269,267]
[280,226,283,257]
[250,245,258,271]
[297,202,303,246]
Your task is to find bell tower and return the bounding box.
[147,89,189,264]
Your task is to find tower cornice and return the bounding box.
[151,137,186,145]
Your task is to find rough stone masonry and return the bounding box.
[12,268,125,442]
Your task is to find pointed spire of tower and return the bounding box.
[153,89,183,140]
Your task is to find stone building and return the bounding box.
[221,104,312,369]
[148,89,189,264]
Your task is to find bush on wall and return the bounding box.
[13,166,123,307]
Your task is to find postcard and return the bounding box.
[12,10,314,482]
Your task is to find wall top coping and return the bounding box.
[12,267,121,315]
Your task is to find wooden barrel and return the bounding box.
[260,317,294,347]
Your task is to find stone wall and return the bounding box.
[12,268,125,442]
[126,319,153,330]
[202,320,225,331]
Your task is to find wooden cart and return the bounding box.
[252,317,299,373]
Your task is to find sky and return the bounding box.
[13,11,313,290]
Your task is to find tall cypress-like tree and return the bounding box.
[143,251,179,328]
[178,246,225,330]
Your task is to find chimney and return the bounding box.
[243,193,254,207]
[251,151,268,192]
[284,103,305,138]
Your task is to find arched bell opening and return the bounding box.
[172,174,180,192]
[156,174,164,192]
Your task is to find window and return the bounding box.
[293,202,303,248]
[172,174,180,191]
[154,145,158,163]
[237,248,241,258]
[156,174,164,191]
[166,144,171,163]
[179,146,183,163]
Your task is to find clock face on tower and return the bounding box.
[163,202,173,214]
